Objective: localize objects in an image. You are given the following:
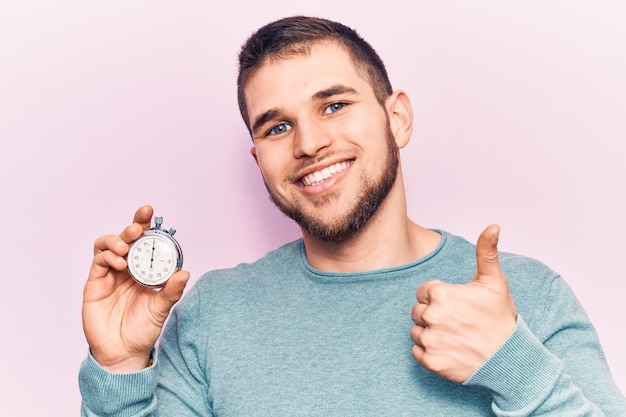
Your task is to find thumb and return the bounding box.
[474,224,504,282]
[152,270,190,322]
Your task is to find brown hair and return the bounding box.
[237,16,393,133]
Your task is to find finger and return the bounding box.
[410,324,425,346]
[119,223,146,245]
[474,224,503,281]
[89,249,128,279]
[411,339,426,364]
[132,205,154,230]
[93,234,130,256]
[411,303,428,327]
[416,279,444,305]
[151,270,191,321]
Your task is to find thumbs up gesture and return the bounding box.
[410,225,518,382]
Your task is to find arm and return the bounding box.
[410,226,626,416]
[79,351,158,417]
[79,205,191,416]
[79,287,214,416]
[464,312,625,416]
[152,286,213,415]
[471,273,626,416]
[537,276,626,415]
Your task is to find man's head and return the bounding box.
[237,16,393,132]
[238,17,413,243]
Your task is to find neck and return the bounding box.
[301,176,441,272]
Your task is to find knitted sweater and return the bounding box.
[80,231,626,416]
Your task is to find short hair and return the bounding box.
[237,16,394,133]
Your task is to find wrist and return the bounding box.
[91,349,154,373]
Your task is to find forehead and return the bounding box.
[244,41,375,119]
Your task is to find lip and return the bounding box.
[294,158,354,193]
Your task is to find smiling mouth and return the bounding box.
[299,161,353,186]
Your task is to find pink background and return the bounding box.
[1,1,624,415]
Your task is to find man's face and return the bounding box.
[246,41,399,242]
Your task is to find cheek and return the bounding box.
[254,145,287,183]
[347,108,388,142]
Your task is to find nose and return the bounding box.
[292,119,331,159]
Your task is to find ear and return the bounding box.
[385,90,413,149]
[250,146,260,166]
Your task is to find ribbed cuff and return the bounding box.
[463,316,563,412]
[79,350,158,416]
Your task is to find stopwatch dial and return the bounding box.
[128,234,178,287]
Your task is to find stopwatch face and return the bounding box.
[127,232,180,287]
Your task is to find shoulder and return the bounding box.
[441,230,560,283]
[441,229,563,303]
[175,239,304,313]
[443,230,577,334]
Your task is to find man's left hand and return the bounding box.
[410,224,518,382]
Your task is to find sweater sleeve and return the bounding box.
[78,286,213,416]
[152,285,213,416]
[79,350,158,417]
[464,276,626,416]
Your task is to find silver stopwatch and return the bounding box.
[127,216,183,288]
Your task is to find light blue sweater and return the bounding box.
[80,231,626,416]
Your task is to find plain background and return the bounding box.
[1,1,624,415]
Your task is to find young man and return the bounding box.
[80,16,625,416]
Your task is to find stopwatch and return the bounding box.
[127,216,183,288]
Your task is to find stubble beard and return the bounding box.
[264,124,400,243]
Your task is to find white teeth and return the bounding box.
[301,161,350,186]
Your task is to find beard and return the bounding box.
[264,123,400,242]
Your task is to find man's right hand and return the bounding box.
[82,205,190,372]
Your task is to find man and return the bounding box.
[80,16,625,416]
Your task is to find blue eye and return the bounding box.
[267,123,292,136]
[324,102,346,114]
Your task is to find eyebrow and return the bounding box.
[252,109,280,136]
[312,85,357,101]
[251,85,359,136]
